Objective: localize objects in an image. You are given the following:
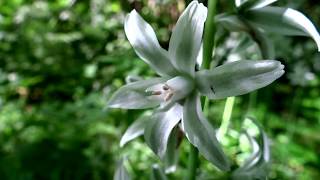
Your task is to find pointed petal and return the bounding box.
[163,127,179,174]
[168,1,207,75]
[235,0,246,7]
[114,159,131,180]
[237,0,278,10]
[250,0,278,10]
[144,104,182,159]
[182,94,230,171]
[125,10,177,76]
[246,7,320,51]
[195,60,284,99]
[120,113,151,147]
[108,78,167,109]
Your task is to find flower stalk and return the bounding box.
[202,0,218,70]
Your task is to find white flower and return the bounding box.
[108,1,284,171]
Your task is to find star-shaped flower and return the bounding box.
[108,1,284,171]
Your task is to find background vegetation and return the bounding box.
[0,0,319,179]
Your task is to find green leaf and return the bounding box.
[195,60,284,99]
[150,164,168,180]
[124,10,177,76]
[114,159,131,180]
[182,93,230,171]
[120,112,151,147]
[144,104,182,159]
[245,6,320,51]
[108,78,167,109]
[168,1,207,76]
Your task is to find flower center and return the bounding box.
[146,76,194,104]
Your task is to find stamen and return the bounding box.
[162,84,170,91]
[164,93,174,101]
[152,91,162,95]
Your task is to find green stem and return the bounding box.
[218,96,235,140]
[185,1,218,179]
[184,144,199,180]
[247,91,257,115]
[202,0,218,69]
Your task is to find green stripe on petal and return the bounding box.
[195,60,284,99]
[182,93,230,171]
[125,10,177,76]
[245,6,320,51]
[168,1,207,76]
[108,78,167,109]
[144,104,182,159]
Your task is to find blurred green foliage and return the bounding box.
[0,0,319,179]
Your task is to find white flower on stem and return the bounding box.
[108,1,284,171]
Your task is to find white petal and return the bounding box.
[283,8,320,51]
[120,113,151,147]
[246,7,320,51]
[125,10,177,76]
[168,1,207,75]
[144,104,182,158]
[108,78,167,109]
[182,94,230,171]
[250,0,278,10]
[195,60,284,99]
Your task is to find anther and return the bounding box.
[162,84,170,91]
[152,91,162,96]
[164,93,174,101]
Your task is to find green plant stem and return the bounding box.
[185,1,218,180]
[218,96,235,139]
[202,0,218,70]
[184,144,199,180]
